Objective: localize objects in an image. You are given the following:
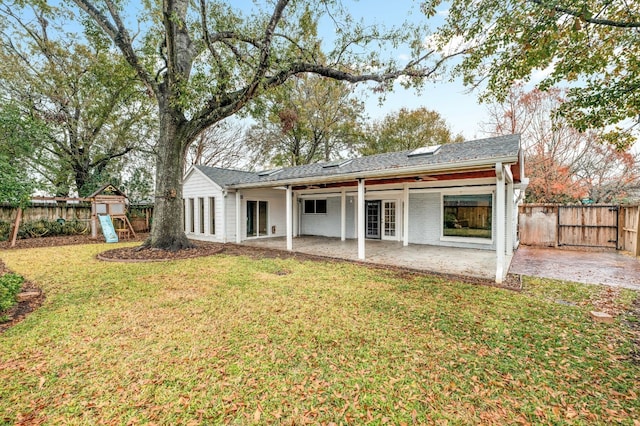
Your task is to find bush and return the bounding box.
[16,219,89,240]
[0,221,11,242]
[0,273,23,316]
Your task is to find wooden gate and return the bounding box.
[557,205,619,249]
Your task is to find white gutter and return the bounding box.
[229,155,520,190]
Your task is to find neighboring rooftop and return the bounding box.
[191,134,521,188]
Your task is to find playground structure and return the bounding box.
[8,184,137,247]
[88,184,136,240]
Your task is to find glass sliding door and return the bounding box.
[247,200,268,237]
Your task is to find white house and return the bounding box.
[182,134,527,283]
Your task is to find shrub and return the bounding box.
[0,220,11,242]
[16,219,89,240]
[0,273,23,316]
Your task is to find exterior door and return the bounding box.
[382,200,397,240]
[247,200,268,237]
[366,200,381,239]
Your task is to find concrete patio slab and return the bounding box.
[510,246,640,291]
[243,236,501,280]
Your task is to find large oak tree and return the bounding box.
[63,0,460,250]
[0,4,155,197]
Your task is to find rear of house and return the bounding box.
[182,134,527,283]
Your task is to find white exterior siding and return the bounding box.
[298,195,357,238]
[182,170,225,243]
[408,193,441,245]
[239,188,287,239]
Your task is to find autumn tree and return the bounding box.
[483,86,640,203]
[245,74,365,168]
[57,0,460,250]
[426,0,640,148]
[0,4,155,197]
[358,107,463,156]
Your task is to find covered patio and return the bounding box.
[242,236,503,280]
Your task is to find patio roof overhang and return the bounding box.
[229,155,522,190]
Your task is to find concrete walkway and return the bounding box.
[509,246,640,291]
[243,236,501,280]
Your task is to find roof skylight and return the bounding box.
[408,145,441,157]
[321,159,353,169]
[257,168,283,177]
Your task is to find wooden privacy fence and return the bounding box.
[519,204,640,256]
[0,203,154,233]
[0,202,91,224]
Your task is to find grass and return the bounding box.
[0,243,639,425]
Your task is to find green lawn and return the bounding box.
[1,243,639,424]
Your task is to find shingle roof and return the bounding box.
[194,134,521,188]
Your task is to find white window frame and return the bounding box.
[303,199,328,215]
[440,189,494,245]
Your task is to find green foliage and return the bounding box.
[0,103,42,206]
[121,167,155,204]
[358,107,464,156]
[0,221,11,242]
[427,0,640,146]
[0,219,90,241]
[0,7,155,196]
[0,273,23,315]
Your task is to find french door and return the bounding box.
[366,201,381,239]
[382,201,397,240]
[247,200,268,237]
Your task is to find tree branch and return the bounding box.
[71,0,158,95]
[529,0,640,28]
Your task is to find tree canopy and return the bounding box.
[247,74,365,168]
[358,107,463,156]
[0,3,155,196]
[426,0,640,148]
[0,103,42,207]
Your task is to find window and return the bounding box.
[209,197,215,235]
[304,199,327,214]
[443,194,492,239]
[188,198,195,233]
[199,198,205,233]
[182,199,186,231]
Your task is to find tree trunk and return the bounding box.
[144,98,194,251]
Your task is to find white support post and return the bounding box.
[235,191,242,244]
[495,162,506,283]
[506,178,514,256]
[286,185,293,251]
[403,184,409,246]
[357,179,365,260]
[293,192,299,237]
[221,190,227,243]
[341,188,346,241]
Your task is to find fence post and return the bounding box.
[635,207,640,257]
[10,207,22,248]
[618,206,625,250]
